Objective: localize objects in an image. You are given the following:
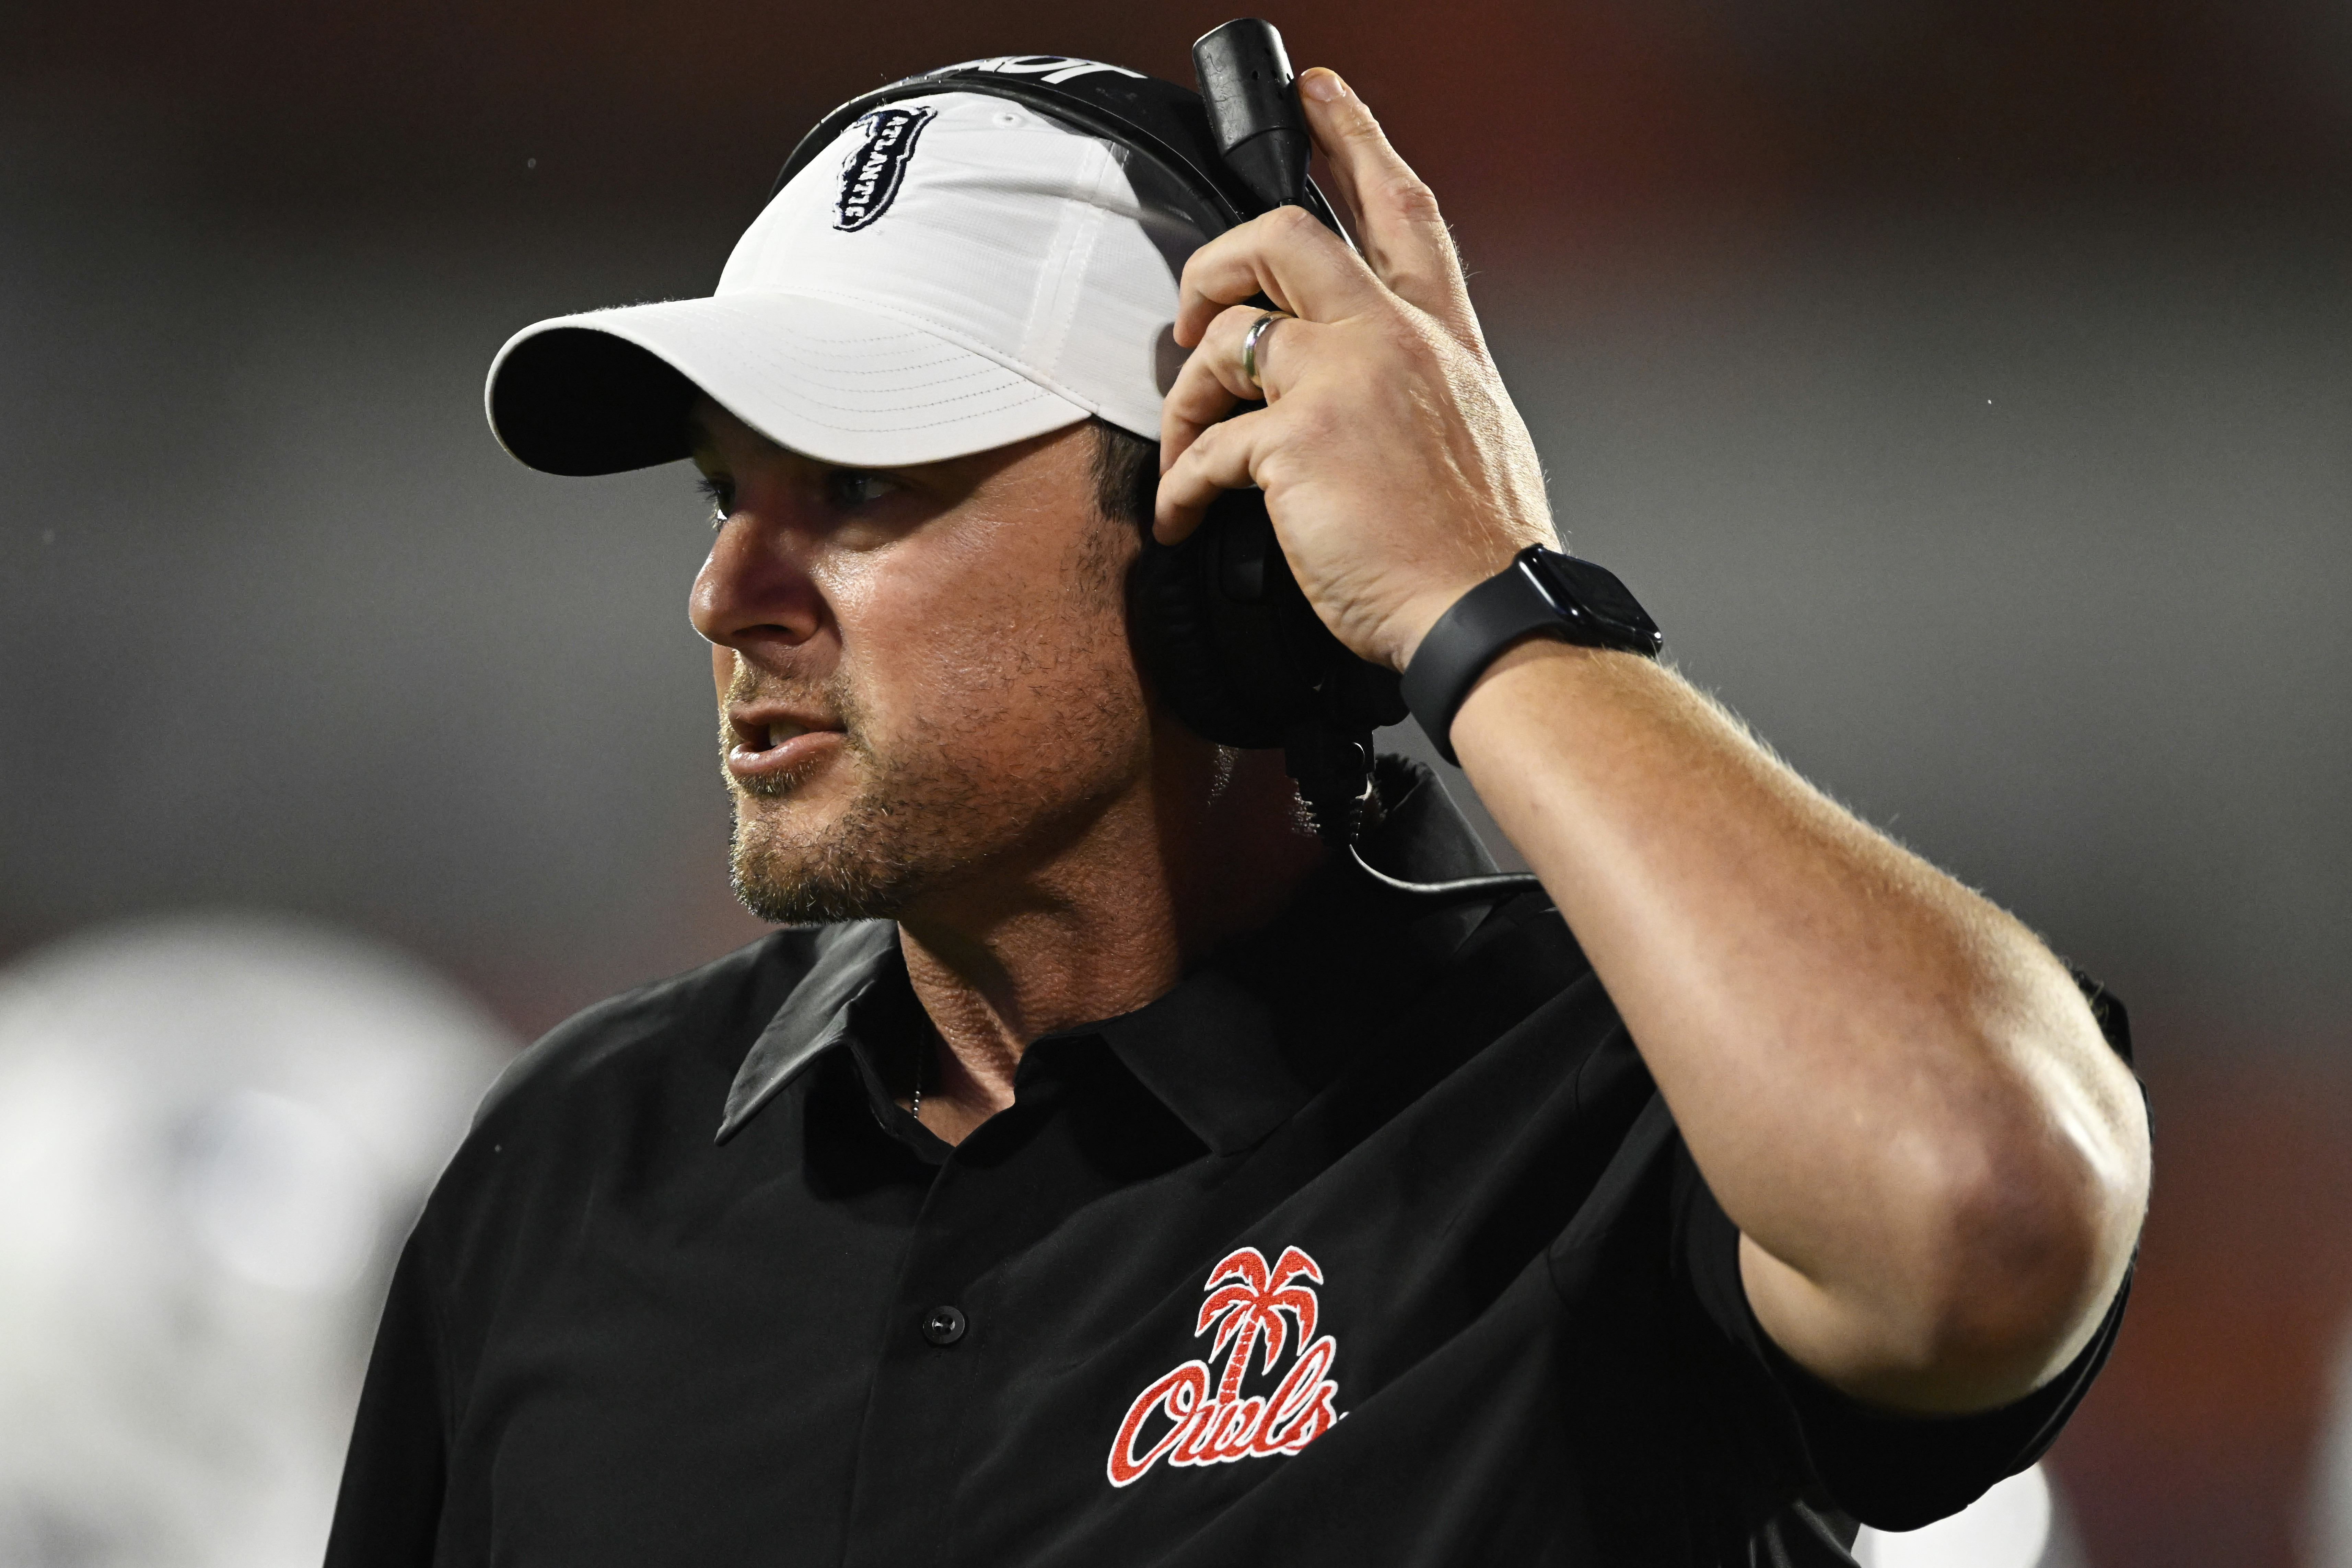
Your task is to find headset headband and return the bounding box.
[769,55,1345,241]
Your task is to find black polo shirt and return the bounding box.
[327,756,2131,1568]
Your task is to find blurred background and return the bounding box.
[1,0,2345,1563]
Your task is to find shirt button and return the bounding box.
[921,1305,968,1346]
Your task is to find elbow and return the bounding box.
[1873,1104,2150,1413]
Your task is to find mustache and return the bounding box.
[722,662,855,729]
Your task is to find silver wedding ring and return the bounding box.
[1239,310,1289,396]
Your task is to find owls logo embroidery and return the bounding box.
[1106,1245,1346,1487]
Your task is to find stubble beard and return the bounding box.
[728,766,920,927]
[723,654,1143,927]
[724,677,964,925]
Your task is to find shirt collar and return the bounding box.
[716,919,900,1142]
[715,754,1505,1150]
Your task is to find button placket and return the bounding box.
[840,1063,1113,1568]
[841,1150,1005,1568]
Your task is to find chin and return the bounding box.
[726,785,911,926]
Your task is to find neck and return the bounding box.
[896,729,1324,1144]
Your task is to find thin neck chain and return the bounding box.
[909,1029,925,1123]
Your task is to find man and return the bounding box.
[328,58,2150,1567]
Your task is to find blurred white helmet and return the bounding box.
[0,914,511,1568]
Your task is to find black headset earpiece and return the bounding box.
[1130,486,1407,751]
[1129,492,1285,753]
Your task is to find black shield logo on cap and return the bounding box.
[835,106,937,232]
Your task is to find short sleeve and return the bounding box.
[1677,1162,2133,1528]
[325,1219,451,1568]
[1672,972,2141,1530]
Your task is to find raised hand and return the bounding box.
[1155,68,1557,676]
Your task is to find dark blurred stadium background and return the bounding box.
[2,2,2347,1563]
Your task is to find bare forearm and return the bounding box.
[1449,638,2151,1412]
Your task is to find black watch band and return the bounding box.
[1401,546,1663,765]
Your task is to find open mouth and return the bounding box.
[726,710,845,783]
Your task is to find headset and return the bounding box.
[771,21,1539,905]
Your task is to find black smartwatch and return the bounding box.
[1401,546,1663,764]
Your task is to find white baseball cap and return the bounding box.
[485,89,1204,475]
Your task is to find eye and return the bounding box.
[825,470,898,510]
[696,474,734,529]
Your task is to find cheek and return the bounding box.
[842,542,1142,750]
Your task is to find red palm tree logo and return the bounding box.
[1198,1246,1321,1403]
[1106,1244,1346,1487]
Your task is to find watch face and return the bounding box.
[1529,551,1662,651]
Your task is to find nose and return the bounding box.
[689,511,829,655]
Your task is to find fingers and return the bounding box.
[1294,69,1476,341]
[1153,407,1279,544]
[1173,205,1383,348]
[1160,305,1322,477]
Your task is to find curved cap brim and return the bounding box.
[485,291,1096,476]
